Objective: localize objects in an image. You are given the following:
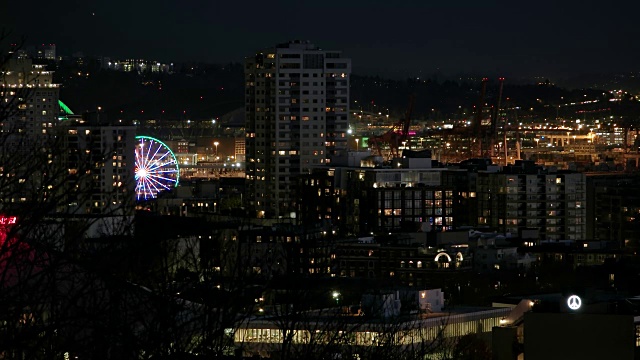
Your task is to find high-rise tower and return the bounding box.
[1,56,59,149]
[244,41,351,219]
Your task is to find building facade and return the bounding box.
[0,56,59,152]
[300,164,466,236]
[476,161,586,240]
[332,238,472,288]
[58,116,136,215]
[244,40,351,218]
[586,174,640,248]
[0,55,60,209]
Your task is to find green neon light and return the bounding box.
[58,100,74,115]
[135,135,180,187]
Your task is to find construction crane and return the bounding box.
[400,94,415,147]
[370,95,415,159]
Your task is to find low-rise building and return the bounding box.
[331,235,473,288]
[234,305,509,359]
[474,246,536,272]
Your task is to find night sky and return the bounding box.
[4,1,640,78]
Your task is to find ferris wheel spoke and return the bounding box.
[138,178,149,200]
[146,177,165,195]
[147,144,164,169]
[143,140,158,171]
[148,151,173,171]
[142,177,158,198]
[153,169,179,174]
[147,173,178,185]
[149,160,176,171]
[135,136,179,201]
[143,141,155,170]
[135,149,147,174]
[147,158,175,172]
[146,176,172,191]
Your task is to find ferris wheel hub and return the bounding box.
[134,136,179,201]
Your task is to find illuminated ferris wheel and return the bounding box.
[134,136,179,201]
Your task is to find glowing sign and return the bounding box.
[0,216,17,225]
[0,216,17,247]
[567,295,582,310]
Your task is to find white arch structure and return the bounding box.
[434,252,452,262]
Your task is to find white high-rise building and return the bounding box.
[244,41,351,219]
[0,56,61,208]
[0,56,59,149]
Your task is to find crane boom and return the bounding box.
[401,95,415,145]
[370,95,416,159]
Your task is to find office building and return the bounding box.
[244,40,350,218]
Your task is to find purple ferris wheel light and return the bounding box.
[134,136,179,201]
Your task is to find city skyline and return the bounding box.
[4,6,640,358]
[4,1,640,79]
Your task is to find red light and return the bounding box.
[0,216,17,225]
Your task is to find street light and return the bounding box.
[214,141,219,156]
[332,291,340,305]
[355,138,359,151]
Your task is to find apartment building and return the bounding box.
[476,161,586,240]
[244,40,350,218]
